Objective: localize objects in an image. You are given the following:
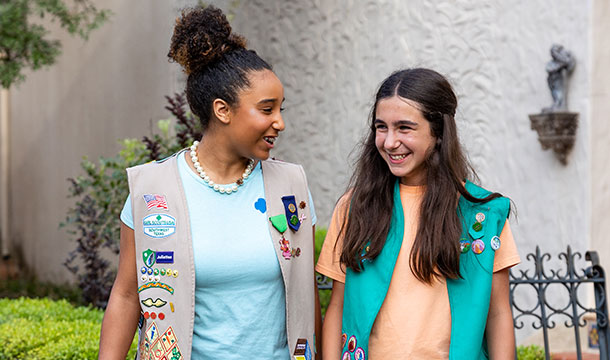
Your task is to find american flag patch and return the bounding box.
[143,194,168,210]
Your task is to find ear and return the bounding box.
[212,98,231,125]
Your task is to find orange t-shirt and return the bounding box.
[315,184,520,360]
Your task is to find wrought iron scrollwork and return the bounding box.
[510,246,609,360]
[316,273,333,290]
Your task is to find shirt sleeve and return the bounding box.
[308,189,317,226]
[315,194,350,283]
[120,194,134,229]
[493,220,520,272]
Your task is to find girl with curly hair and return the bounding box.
[99,6,320,359]
[316,68,520,360]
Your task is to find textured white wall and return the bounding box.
[217,0,592,259]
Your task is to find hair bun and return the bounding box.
[168,6,246,74]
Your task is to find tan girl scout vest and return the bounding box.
[127,151,316,360]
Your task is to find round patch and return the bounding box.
[341,333,347,348]
[299,201,307,209]
[160,268,166,276]
[475,212,486,223]
[148,275,154,282]
[491,236,501,251]
[141,274,147,281]
[288,203,296,213]
[143,311,150,319]
[150,312,156,319]
[154,275,160,282]
[153,268,159,276]
[166,268,172,276]
[472,222,483,232]
[140,266,147,274]
[147,268,153,275]
[472,239,485,254]
[158,312,165,320]
[348,335,357,352]
[354,348,365,360]
[460,238,471,253]
[173,270,179,278]
[342,352,351,360]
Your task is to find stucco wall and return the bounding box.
[221,0,592,258]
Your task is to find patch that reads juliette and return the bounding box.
[143,214,176,238]
[156,251,174,264]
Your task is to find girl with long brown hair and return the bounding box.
[317,68,519,360]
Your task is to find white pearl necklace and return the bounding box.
[189,141,254,195]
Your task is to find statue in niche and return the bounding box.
[544,44,575,113]
[529,44,578,165]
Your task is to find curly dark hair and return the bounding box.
[167,6,272,131]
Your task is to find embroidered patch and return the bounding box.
[279,236,292,260]
[299,213,307,224]
[270,214,288,233]
[341,333,347,348]
[354,348,365,360]
[459,238,471,253]
[348,335,357,352]
[472,239,485,254]
[138,282,175,294]
[291,247,301,258]
[143,214,176,238]
[156,251,174,264]
[141,298,167,308]
[143,194,168,210]
[491,235,501,251]
[143,249,156,268]
[342,352,351,360]
[475,212,486,223]
[146,321,159,342]
[299,201,306,209]
[254,198,267,213]
[282,195,301,231]
[293,338,312,360]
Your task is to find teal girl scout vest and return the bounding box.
[127,151,316,360]
[340,180,510,360]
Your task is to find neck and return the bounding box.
[190,135,253,184]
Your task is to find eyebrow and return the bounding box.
[374,119,418,126]
[257,97,286,105]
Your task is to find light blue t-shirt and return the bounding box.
[121,153,316,359]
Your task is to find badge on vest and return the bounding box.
[293,338,312,360]
[282,195,301,232]
[143,214,176,238]
[143,194,169,211]
[141,323,182,360]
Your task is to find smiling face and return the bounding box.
[226,69,285,160]
[374,96,436,186]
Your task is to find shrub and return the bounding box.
[0,297,136,359]
[517,344,545,360]
[63,93,201,308]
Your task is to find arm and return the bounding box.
[98,222,142,359]
[485,268,515,359]
[313,225,323,360]
[322,280,344,360]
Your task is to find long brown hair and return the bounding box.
[339,68,500,283]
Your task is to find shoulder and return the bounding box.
[464,180,510,217]
[261,158,307,180]
[126,150,184,175]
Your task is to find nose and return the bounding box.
[272,113,285,132]
[384,130,399,150]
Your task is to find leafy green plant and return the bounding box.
[63,93,201,308]
[0,0,110,88]
[517,344,545,360]
[0,275,82,306]
[0,297,136,359]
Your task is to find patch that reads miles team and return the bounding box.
[293,338,311,360]
[143,214,176,238]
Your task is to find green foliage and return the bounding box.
[0,297,136,359]
[0,0,110,88]
[517,344,545,360]
[63,93,201,308]
[0,275,82,306]
[314,228,332,317]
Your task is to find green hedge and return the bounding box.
[0,298,136,360]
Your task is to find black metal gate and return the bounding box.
[509,246,609,360]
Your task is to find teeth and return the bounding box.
[264,136,276,144]
[389,154,406,160]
